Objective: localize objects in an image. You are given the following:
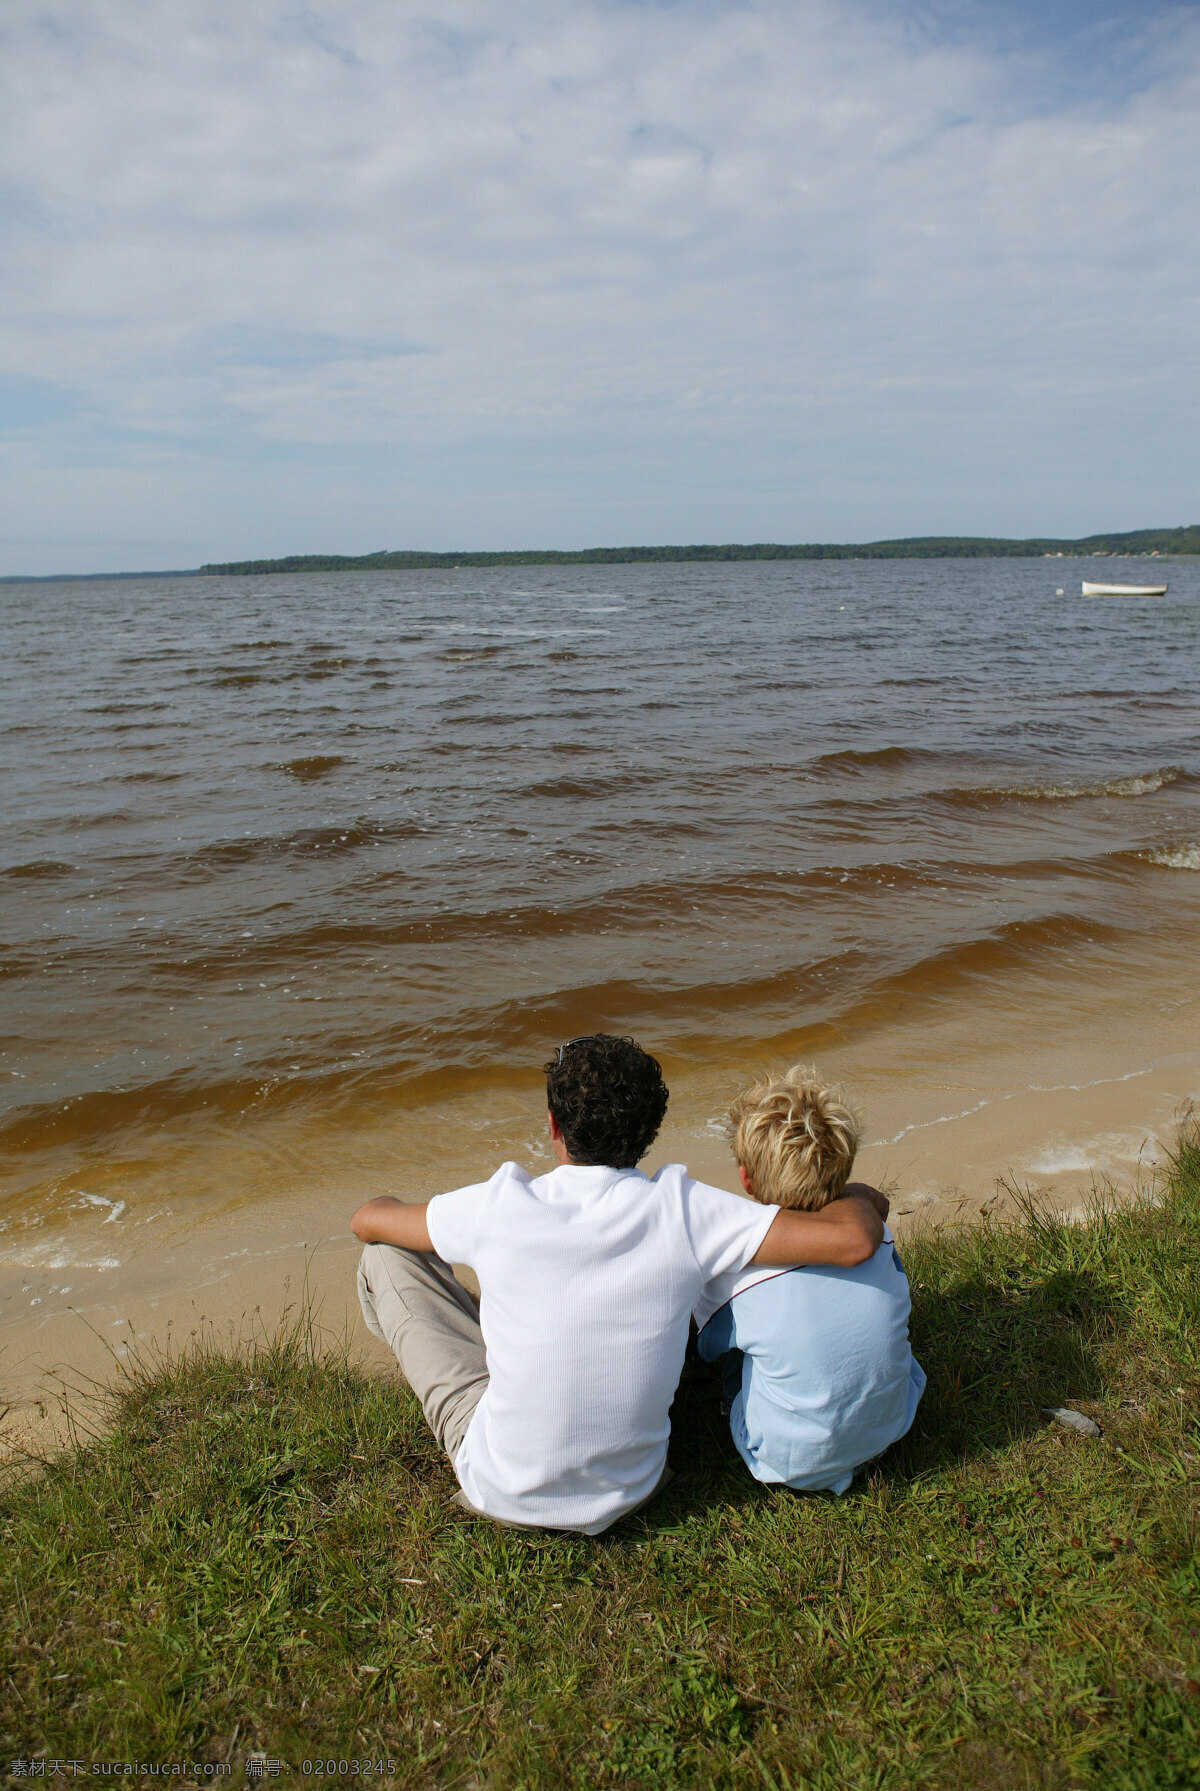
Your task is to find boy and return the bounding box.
[696,1067,925,1494]
[352,1035,887,1534]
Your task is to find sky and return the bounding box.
[2,0,1198,573]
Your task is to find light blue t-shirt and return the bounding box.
[695,1225,926,1494]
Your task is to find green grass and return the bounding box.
[3,1138,1200,1789]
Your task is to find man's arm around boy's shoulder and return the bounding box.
[347,1183,888,1267]
[751,1183,888,1269]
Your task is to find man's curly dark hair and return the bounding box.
[544,1034,669,1169]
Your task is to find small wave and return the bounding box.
[1,859,75,880]
[0,1069,310,1155]
[154,881,1135,983]
[798,854,1106,898]
[936,766,1187,810]
[281,755,348,780]
[0,950,40,979]
[86,701,169,715]
[1002,767,1182,801]
[809,746,939,774]
[1146,843,1200,871]
[426,738,527,756]
[547,684,626,700]
[739,680,817,695]
[833,911,1127,1039]
[525,770,661,801]
[0,900,1137,1158]
[174,818,422,877]
[437,710,533,730]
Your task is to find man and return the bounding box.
[353,1034,885,1534]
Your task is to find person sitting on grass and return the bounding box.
[350,1034,888,1535]
[695,1067,925,1496]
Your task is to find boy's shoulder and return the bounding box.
[694,1263,795,1333]
[695,1226,899,1333]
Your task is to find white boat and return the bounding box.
[1081,580,1168,597]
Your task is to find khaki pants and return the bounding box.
[357,1244,490,1466]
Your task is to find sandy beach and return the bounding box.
[5,912,1197,1456]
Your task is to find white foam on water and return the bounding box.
[1101,770,1178,797]
[870,1060,1160,1146]
[1026,1143,1093,1175]
[1,1241,123,1271]
[73,1193,126,1223]
[876,1099,992,1146]
[1147,843,1200,871]
[1005,766,1181,801]
[0,1192,130,1269]
[1025,1130,1161,1177]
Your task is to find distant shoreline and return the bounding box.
[3,525,1198,582]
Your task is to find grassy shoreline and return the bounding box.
[3,1142,1199,1788]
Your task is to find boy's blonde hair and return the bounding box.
[727,1066,862,1210]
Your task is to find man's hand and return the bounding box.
[844,1181,890,1223]
[350,1197,434,1252]
[751,1190,885,1269]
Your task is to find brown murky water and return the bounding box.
[3,559,1199,1428]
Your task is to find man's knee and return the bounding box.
[359,1241,448,1310]
[357,1243,482,1359]
[359,1239,423,1283]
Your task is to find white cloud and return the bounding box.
[1,0,1198,568]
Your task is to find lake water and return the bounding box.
[3,558,1200,1288]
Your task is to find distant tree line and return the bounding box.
[199,526,1200,576]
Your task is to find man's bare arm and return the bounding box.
[350,1197,434,1252]
[750,1189,886,1269]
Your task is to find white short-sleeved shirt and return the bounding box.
[426,1160,777,1534]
